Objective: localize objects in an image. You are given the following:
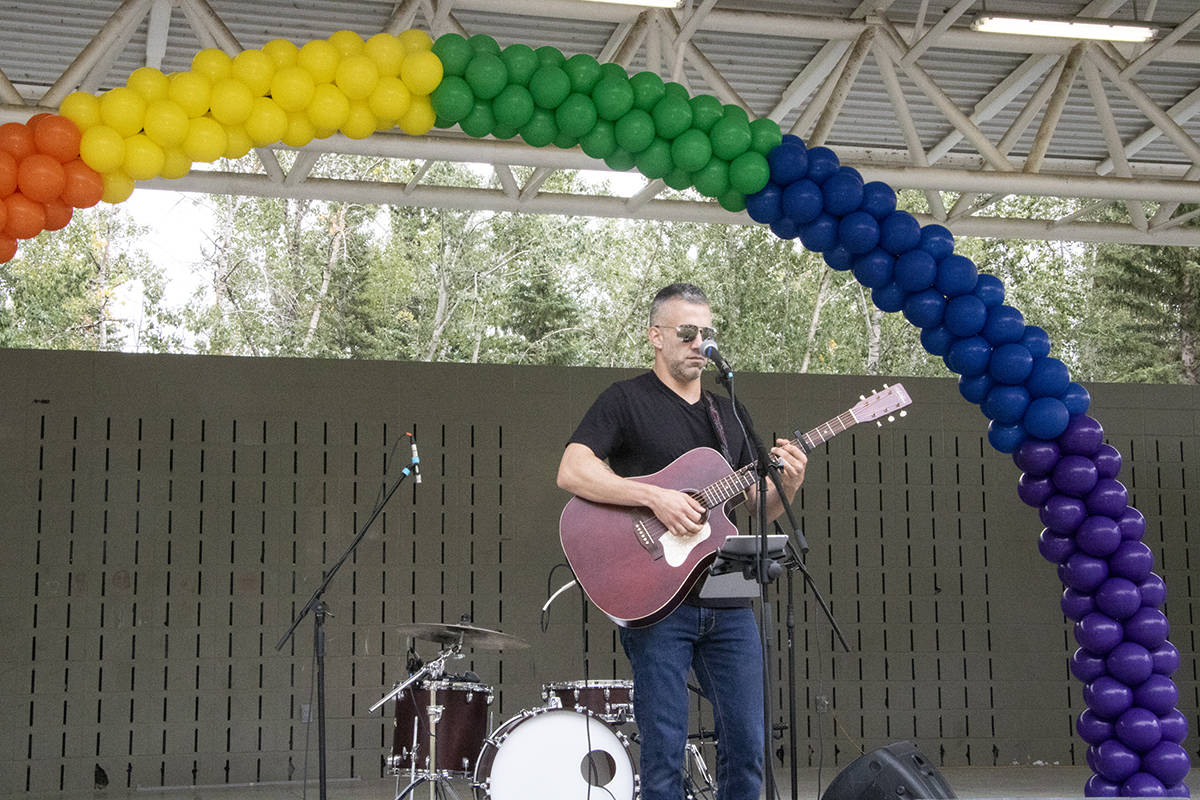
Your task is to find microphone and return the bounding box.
[408,433,422,484]
[700,338,733,381]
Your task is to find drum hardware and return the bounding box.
[541,680,635,726]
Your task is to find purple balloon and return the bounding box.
[1095,577,1143,620]
[1149,642,1179,677]
[1084,773,1121,797]
[1085,677,1135,720]
[1118,507,1146,541]
[1106,641,1153,686]
[1013,439,1061,476]
[1093,444,1122,479]
[1157,709,1189,744]
[1133,674,1178,716]
[1125,606,1170,650]
[1078,708,1116,745]
[1041,494,1088,533]
[1059,414,1104,456]
[1062,552,1109,592]
[1094,737,1141,781]
[1052,454,1100,497]
[1077,516,1122,558]
[1019,475,1055,508]
[1062,587,1096,621]
[1163,782,1190,797]
[1110,540,1154,582]
[1143,741,1189,786]
[1071,646,1107,681]
[1122,772,1167,797]
[1116,706,1163,752]
[1140,573,1167,608]
[1086,479,1129,518]
[1076,611,1124,654]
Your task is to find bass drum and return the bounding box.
[473,707,638,800]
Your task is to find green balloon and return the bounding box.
[501,44,539,86]
[604,147,636,172]
[554,130,579,150]
[556,93,598,138]
[433,114,454,130]
[709,116,752,161]
[692,156,729,198]
[670,128,712,173]
[460,100,495,139]
[599,62,628,82]
[493,84,535,129]
[564,53,602,94]
[536,46,565,68]
[722,104,750,124]
[718,188,747,213]
[529,66,572,109]
[580,119,617,159]
[431,76,475,123]
[629,71,665,111]
[491,122,518,140]
[432,34,473,78]
[662,167,692,191]
[592,76,634,121]
[652,94,693,140]
[614,108,655,154]
[464,53,508,101]
[689,94,724,132]
[729,150,770,194]
[468,34,501,56]
[520,107,558,147]
[663,82,690,102]
[635,137,673,180]
[749,117,783,156]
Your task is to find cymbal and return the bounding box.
[396,622,529,650]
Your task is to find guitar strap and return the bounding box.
[702,391,735,467]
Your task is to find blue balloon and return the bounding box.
[781,134,804,147]
[983,384,1030,424]
[861,181,896,219]
[919,223,954,261]
[987,421,1025,453]
[800,213,839,252]
[934,254,978,296]
[852,248,894,288]
[893,249,937,292]
[902,289,946,328]
[821,166,864,216]
[805,145,840,184]
[871,281,907,313]
[823,244,853,271]
[879,210,921,255]
[1063,381,1092,415]
[1021,325,1052,358]
[1025,396,1070,439]
[769,217,799,239]
[973,273,1006,307]
[745,182,783,224]
[958,372,993,404]
[943,295,987,337]
[767,140,808,184]
[920,325,955,357]
[946,336,992,376]
[1027,357,1071,398]
[782,178,823,224]
[990,342,1034,384]
[838,210,880,254]
[982,305,1025,345]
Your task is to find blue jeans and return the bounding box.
[619,604,764,800]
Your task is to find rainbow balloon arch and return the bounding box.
[0,27,1190,796]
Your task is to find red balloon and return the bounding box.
[0,234,17,263]
[60,159,104,208]
[0,122,36,161]
[33,115,83,163]
[42,198,73,231]
[17,153,67,203]
[3,192,46,239]
[0,150,16,196]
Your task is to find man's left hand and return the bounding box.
[770,438,807,496]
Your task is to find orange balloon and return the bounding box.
[42,198,73,231]
[0,122,36,161]
[17,153,67,203]
[3,193,46,239]
[0,150,16,196]
[0,235,16,263]
[33,115,82,162]
[61,160,104,208]
[0,196,6,230]
[27,113,53,132]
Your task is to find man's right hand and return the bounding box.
[645,486,707,537]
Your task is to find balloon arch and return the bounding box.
[0,27,1189,796]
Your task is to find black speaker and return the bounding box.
[821,741,956,800]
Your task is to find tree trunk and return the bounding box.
[1181,270,1197,384]
[303,204,344,352]
[800,270,832,373]
[866,305,883,375]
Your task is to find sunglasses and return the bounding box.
[653,324,718,342]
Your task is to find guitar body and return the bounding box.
[559,447,741,628]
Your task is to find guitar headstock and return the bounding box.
[849,383,912,426]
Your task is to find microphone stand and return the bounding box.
[275,453,420,800]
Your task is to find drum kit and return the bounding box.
[371,622,641,800]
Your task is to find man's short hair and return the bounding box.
[649,283,709,326]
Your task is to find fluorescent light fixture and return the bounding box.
[575,0,684,7]
[971,15,1158,42]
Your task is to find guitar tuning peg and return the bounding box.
[859,394,866,401]
[876,421,882,427]
[899,410,907,417]
[887,415,895,422]
[883,383,889,388]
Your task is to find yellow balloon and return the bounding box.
[209,77,254,126]
[123,133,166,181]
[223,125,253,159]
[328,30,365,56]
[182,116,228,162]
[281,111,316,148]
[99,87,147,138]
[127,66,170,102]
[168,71,212,118]
[263,38,299,69]
[79,125,126,173]
[398,29,434,53]
[244,97,288,147]
[232,49,275,97]
[398,94,435,135]
[298,39,340,84]
[102,171,135,204]
[365,33,405,77]
[306,83,350,131]
[192,48,233,82]
[270,65,316,113]
[335,54,379,100]
[399,51,443,97]
[143,99,190,147]
[312,126,337,140]
[341,100,377,139]
[368,76,411,124]
[160,148,192,179]
[59,91,102,131]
